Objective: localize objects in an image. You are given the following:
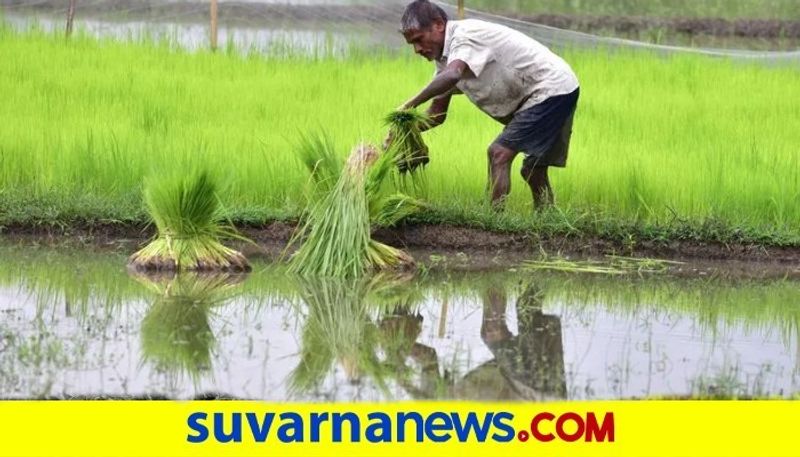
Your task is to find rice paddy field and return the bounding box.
[1,24,799,245]
[1,0,800,420]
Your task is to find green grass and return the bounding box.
[0,28,799,245]
[466,0,800,20]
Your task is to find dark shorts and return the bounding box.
[494,88,579,169]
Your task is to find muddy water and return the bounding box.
[1,244,798,401]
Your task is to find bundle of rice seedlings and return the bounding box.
[384,109,432,174]
[288,139,425,278]
[137,273,244,379]
[128,170,250,272]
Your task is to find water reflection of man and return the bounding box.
[378,283,567,401]
[379,310,445,399]
[470,284,567,400]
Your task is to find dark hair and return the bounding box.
[401,0,449,32]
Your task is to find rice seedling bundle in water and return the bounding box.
[288,137,424,278]
[128,171,250,272]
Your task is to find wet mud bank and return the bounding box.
[3,221,799,278]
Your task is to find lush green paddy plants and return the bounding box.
[0,27,798,245]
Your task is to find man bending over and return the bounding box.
[395,0,580,209]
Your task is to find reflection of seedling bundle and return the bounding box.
[289,278,383,393]
[289,274,424,396]
[136,273,243,378]
[128,171,250,272]
[288,136,425,278]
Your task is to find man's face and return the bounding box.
[403,20,446,61]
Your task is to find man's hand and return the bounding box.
[382,130,395,151]
[397,100,416,111]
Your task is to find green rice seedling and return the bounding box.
[296,132,342,202]
[137,273,245,379]
[522,254,683,275]
[128,171,251,272]
[384,109,432,174]
[288,141,424,278]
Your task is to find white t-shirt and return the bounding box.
[435,19,579,123]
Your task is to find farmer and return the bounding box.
[393,0,580,209]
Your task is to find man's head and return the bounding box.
[401,0,448,61]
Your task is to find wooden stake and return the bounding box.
[457,0,465,20]
[210,0,218,51]
[437,294,449,338]
[65,0,76,38]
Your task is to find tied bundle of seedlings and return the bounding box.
[384,109,432,174]
[287,135,425,278]
[128,170,250,272]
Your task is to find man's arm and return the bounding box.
[383,92,451,149]
[421,93,453,132]
[402,60,470,110]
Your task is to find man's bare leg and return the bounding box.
[521,162,553,210]
[488,143,518,209]
[481,286,511,345]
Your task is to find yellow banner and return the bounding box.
[0,401,797,457]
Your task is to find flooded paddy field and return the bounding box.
[1,242,798,401]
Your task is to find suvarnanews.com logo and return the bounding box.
[186,410,615,444]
